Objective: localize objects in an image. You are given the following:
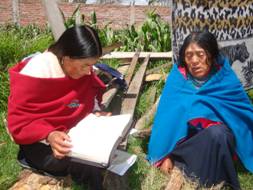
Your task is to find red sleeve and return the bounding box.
[7,110,68,144]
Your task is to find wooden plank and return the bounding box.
[145,73,166,82]
[101,51,172,59]
[119,55,150,150]
[102,42,123,55]
[9,169,72,190]
[135,96,160,130]
[107,54,139,114]
[120,55,150,115]
[146,62,172,75]
[101,51,139,110]
[124,52,140,85]
[42,0,66,41]
[101,65,129,109]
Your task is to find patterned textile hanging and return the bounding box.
[172,0,253,89]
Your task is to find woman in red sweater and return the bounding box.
[8,25,108,189]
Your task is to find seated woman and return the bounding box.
[7,25,110,190]
[147,31,253,189]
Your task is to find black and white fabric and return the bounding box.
[172,0,253,89]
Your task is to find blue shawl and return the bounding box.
[147,57,253,172]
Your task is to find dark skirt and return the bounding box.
[170,125,240,190]
[19,143,104,190]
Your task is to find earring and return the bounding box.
[61,58,64,65]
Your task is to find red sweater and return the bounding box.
[7,59,106,144]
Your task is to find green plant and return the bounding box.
[0,24,52,72]
[120,9,171,52]
[247,89,253,104]
[135,61,170,120]
[61,4,82,28]
[0,112,21,189]
[0,32,22,71]
[98,59,120,69]
[98,24,120,47]
[60,7,119,48]
[0,72,9,112]
[90,11,98,30]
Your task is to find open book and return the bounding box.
[67,113,135,174]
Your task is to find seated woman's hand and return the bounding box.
[47,131,72,159]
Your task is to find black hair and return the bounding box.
[178,31,220,67]
[48,25,102,61]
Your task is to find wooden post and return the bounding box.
[12,0,19,26]
[129,4,135,26]
[42,0,66,41]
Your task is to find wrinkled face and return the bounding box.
[62,57,98,79]
[184,43,211,79]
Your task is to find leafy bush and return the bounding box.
[0,24,53,72]
[0,24,53,119]
[120,10,171,52]
[0,72,9,112]
[60,7,170,52]
[0,31,22,71]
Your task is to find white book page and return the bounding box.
[68,114,132,165]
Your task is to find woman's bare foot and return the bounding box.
[160,157,174,175]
